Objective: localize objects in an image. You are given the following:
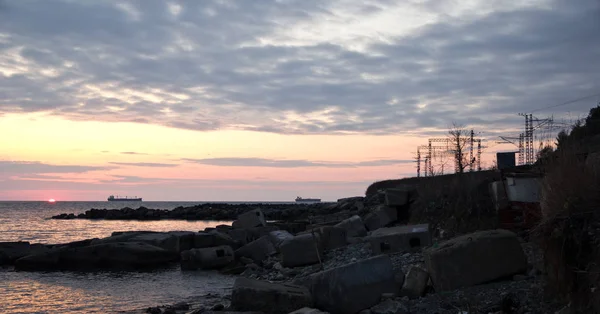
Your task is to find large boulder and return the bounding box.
[180,246,234,270]
[168,231,197,251]
[15,242,178,271]
[280,233,323,268]
[128,233,180,254]
[231,277,312,314]
[308,255,397,314]
[367,224,431,255]
[234,236,276,264]
[424,229,528,292]
[0,242,31,264]
[334,215,367,238]
[194,231,238,249]
[363,205,397,231]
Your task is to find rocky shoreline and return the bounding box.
[2,188,565,314]
[50,200,365,222]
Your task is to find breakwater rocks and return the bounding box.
[50,198,368,222]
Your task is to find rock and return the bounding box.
[146,306,162,314]
[399,266,429,299]
[235,236,277,264]
[384,189,408,207]
[194,231,238,249]
[393,271,405,292]
[240,257,254,265]
[170,302,191,311]
[269,222,307,235]
[168,231,197,251]
[181,246,235,270]
[15,242,177,271]
[0,241,31,264]
[364,206,398,231]
[227,226,279,246]
[370,300,408,314]
[268,230,295,249]
[233,209,267,229]
[424,229,528,292]
[367,224,431,255]
[129,233,181,254]
[334,215,367,238]
[513,274,528,281]
[280,233,323,268]
[289,307,329,314]
[231,277,312,314]
[311,226,348,251]
[211,304,225,311]
[308,255,398,314]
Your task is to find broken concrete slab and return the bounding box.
[181,245,234,270]
[227,226,280,245]
[298,226,348,251]
[231,277,312,314]
[268,230,294,249]
[424,229,528,292]
[334,215,367,238]
[364,205,398,231]
[233,209,267,229]
[234,235,276,264]
[193,231,238,249]
[367,224,431,255]
[280,233,323,268]
[309,255,397,314]
[400,266,429,299]
[269,222,307,235]
[384,189,408,207]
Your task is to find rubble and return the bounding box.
[424,229,528,292]
[231,277,312,314]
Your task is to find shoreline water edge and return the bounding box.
[1,190,563,314]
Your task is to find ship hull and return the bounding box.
[108,198,142,201]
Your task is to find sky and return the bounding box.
[0,0,599,201]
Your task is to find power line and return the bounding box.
[531,92,600,113]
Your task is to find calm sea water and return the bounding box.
[0,201,246,314]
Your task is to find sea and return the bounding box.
[0,201,260,314]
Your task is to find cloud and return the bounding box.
[0,160,111,174]
[182,157,413,168]
[0,0,598,136]
[120,151,148,155]
[109,162,178,168]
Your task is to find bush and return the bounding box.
[535,145,600,312]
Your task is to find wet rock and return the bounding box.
[170,302,190,311]
[181,246,235,270]
[146,306,162,314]
[0,241,31,264]
[211,304,225,311]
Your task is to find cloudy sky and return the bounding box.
[1,0,599,201]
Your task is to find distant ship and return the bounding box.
[107,195,142,202]
[295,196,321,203]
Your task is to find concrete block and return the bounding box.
[384,189,408,207]
[364,205,398,231]
[234,209,267,229]
[193,231,238,249]
[400,266,429,299]
[129,233,180,254]
[269,222,307,235]
[309,255,398,314]
[334,215,367,238]
[298,226,348,251]
[367,224,431,255]
[280,233,323,268]
[227,226,279,245]
[231,277,313,314]
[235,235,277,264]
[168,231,196,252]
[181,246,235,270]
[268,230,294,249]
[424,229,528,292]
